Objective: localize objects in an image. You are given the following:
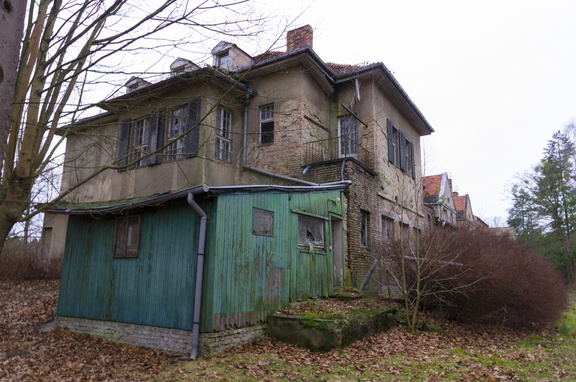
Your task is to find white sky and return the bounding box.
[247,0,576,225]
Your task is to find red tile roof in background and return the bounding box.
[422,174,443,196]
[453,193,467,212]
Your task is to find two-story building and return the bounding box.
[45,25,434,356]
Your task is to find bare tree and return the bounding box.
[0,0,266,255]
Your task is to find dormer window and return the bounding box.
[217,51,231,70]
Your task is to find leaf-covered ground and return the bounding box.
[1,280,575,381]
[0,280,176,381]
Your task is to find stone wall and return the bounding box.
[55,316,266,357]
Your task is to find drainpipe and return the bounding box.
[187,185,209,360]
[340,159,347,182]
[242,88,252,165]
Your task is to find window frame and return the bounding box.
[131,117,150,167]
[215,107,232,162]
[382,216,394,245]
[338,116,359,158]
[117,99,201,170]
[113,215,141,258]
[259,104,274,145]
[217,51,231,70]
[387,118,416,179]
[297,214,326,252]
[165,105,188,161]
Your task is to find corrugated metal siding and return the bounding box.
[202,190,344,331]
[58,199,199,330]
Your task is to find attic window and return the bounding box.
[217,51,231,70]
[113,215,140,258]
[297,215,325,251]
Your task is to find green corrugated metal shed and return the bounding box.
[56,184,345,333]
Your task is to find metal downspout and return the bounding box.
[187,186,209,360]
[242,89,251,165]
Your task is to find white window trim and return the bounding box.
[215,108,232,162]
[338,116,359,158]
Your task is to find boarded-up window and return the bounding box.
[113,215,141,258]
[298,215,325,251]
[252,208,274,236]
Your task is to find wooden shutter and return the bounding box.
[184,99,200,157]
[410,142,416,179]
[148,110,164,165]
[117,118,132,171]
[399,130,407,172]
[387,119,395,164]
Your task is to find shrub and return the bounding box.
[383,227,569,327]
[0,239,61,280]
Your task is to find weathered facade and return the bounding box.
[46,25,435,354]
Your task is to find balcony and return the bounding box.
[304,137,374,170]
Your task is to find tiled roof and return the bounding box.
[252,51,284,62]
[422,174,443,196]
[453,193,467,212]
[326,62,375,75]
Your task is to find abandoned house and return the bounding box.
[422,173,457,227]
[43,25,435,356]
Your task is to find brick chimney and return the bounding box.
[287,25,313,52]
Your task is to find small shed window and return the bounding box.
[253,208,274,236]
[298,215,325,251]
[113,215,141,258]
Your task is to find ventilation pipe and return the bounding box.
[187,185,209,360]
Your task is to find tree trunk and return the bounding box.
[0,178,35,256]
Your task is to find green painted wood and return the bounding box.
[58,189,345,334]
[58,199,199,330]
[202,189,344,331]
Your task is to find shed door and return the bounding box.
[331,217,344,287]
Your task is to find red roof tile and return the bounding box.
[327,62,375,75]
[453,194,467,211]
[422,174,443,196]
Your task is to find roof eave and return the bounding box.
[335,63,434,136]
[237,48,335,94]
[98,67,250,112]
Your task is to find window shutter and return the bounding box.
[117,118,132,171]
[148,110,164,165]
[387,119,395,164]
[184,99,200,157]
[410,142,416,179]
[399,130,407,172]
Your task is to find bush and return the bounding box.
[0,239,61,280]
[384,227,569,327]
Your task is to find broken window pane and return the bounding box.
[253,208,274,236]
[298,215,325,251]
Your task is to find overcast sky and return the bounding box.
[245,0,576,225]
